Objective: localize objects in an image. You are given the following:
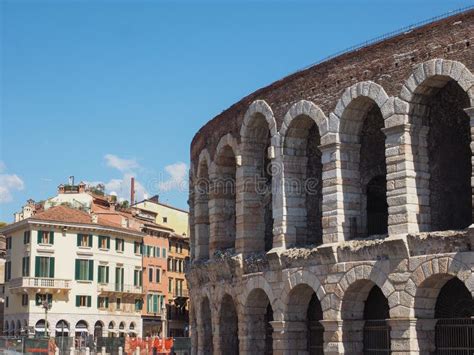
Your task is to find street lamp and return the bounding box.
[42,300,52,338]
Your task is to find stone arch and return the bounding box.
[332,81,390,239]
[194,148,212,260]
[241,287,275,354]
[240,99,277,138]
[403,256,473,318]
[218,293,239,355]
[239,275,278,317]
[56,319,70,337]
[94,320,104,338]
[399,59,474,232]
[209,134,238,256]
[279,101,330,247]
[280,270,326,318]
[238,100,276,254]
[198,295,213,354]
[280,270,326,354]
[337,264,395,318]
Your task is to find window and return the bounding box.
[37,231,54,245]
[148,268,153,282]
[6,237,11,250]
[134,298,143,311]
[115,267,124,291]
[169,243,172,252]
[5,296,8,308]
[155,247,160,258]
[98,296,109,309]
[35,293,52,306]
[75,259,93,281]
[23,231,31,244]
[168,278,172,293]
[77,234,92,248]
[22,294,28,306]
[134,242,142,255]
[76,295,91,307]
[167,258,172,271]
[22,257,30,277]
[173,259,178,272]
[115,238,124,252]
[156,268,161,283]
[4,261,11,281]
[35,256,54,278]
[98,236,110,250]
[162,217,167,223]
[116,298,121,311]
[133,269,142,287]
[162,248,166,258]
[98,265,109,284]
[146,294,162,313]
[178,243,183,254]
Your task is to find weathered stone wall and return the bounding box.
[187,9,474,355]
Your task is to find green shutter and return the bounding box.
[77,234,81,246]
[87,296,91,307]
[50,231,54,245]
[75,260,80,280]
[153,294,158,313]
[106,266,109,283]
[35,257,40,277]
[105,297,109,308]
[37,231,42,244]
[139,270,142,286]
[115,238,118,250]
[89,235,93,247]
[107,237,110,249]
[89,260,94,281]
[49,258,55,278]
[134,270,137,286]
[75,296,80,307]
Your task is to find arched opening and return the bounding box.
[195,157,211,260]
[108,321,115,338]
[199,297,213,354]
[94,321,103,339]
[129,322,136,338]
[211,145,237,254]
[4,321,8,336]
[434,277,474,352]
[56,320,70,337]
[16,320,21,336]
[340,97,387,239]
[34,320,49,337]
[342,280,390,353]
[244,288,273,354]
[10,321,15,336]
[283,116,323,247]
[286,284,324,354]
[75,320,88,347]
[219,294,239,355]
[240,112,273,253]
[119,322,125,337]
[425,80,471,231]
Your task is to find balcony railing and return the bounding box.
[97,283,143,294]
[172,289,189,298]
[9,277,71,292]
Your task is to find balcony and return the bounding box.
[9,277,72,294]
[97,283,143,295]
[172,289,189,298]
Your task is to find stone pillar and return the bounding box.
[194,187,210,260]
[341,319,364,354]
[465,107,474,224]
[383,122,429,235]
[336,142,362,240]
[189,189,196,260]
[320,142,345,243]
[236,139,267,255]
[388,318,419,354]
[208,173,236,257]
[271,320,308,355]
[271,138,286,249]
[320,319,344,355]
[414,319,437,355]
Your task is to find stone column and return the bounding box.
[271,320,308,355]
[465,107,474,224]
[341,319,364,354]
[320,319,344,355]
[194,188,210,260]
[383,120,430,235]
[388,318,419,354]
[320,142,345,243]
[414,319,437,355]
[271,137,286,249]
[236,139,267,255]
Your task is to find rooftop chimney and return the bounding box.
[69,176,75,186]
[130,177,135,206]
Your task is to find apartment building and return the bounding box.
[0,205,144,339]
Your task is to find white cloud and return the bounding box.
[88,175,148,204]
[158,162,188,192]
[0,162,25,203]
[104,154,139,173]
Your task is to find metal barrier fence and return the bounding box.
[0,337,53,354]
[363,320,391,355]
[172,337,191,355]
[435,318,474,354]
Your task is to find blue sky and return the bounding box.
[0,0,472,221]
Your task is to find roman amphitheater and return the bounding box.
[186,8,474,355]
